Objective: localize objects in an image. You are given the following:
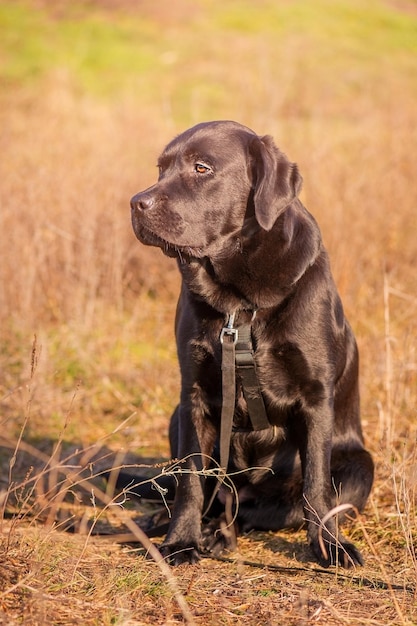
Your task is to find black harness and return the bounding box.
[202,310,274,515]
[219,311,271,473]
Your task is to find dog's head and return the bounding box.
[130,120,302,260]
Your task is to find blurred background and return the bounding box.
[0,0,416,461]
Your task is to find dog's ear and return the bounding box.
[250,135,303,231]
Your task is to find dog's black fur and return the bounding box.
[128,120,374,567]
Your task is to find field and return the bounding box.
[0,0,416,623]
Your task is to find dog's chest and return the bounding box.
[199,321,310,421]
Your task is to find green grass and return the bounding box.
[1,0,416,105]
[0,2,157,94]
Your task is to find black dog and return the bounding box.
[129,120,374,567]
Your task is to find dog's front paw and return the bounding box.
[159,542,201,566]
[310,536,364,568]
[201,516,237,556]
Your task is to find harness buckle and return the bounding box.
[220,311,238,344]
[220,327,238,344]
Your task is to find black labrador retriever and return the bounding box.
[129,120,374,567]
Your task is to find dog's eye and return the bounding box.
[194,163,211,174]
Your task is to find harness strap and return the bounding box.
[202,315,237,516]
[204,311,271,517]
[219,311,271,471]
[219,314,238,472]
[235,323,270,431]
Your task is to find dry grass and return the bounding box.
[1,0,417,623]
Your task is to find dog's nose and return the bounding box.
[139,195,155,210]
[131,193,155,211]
